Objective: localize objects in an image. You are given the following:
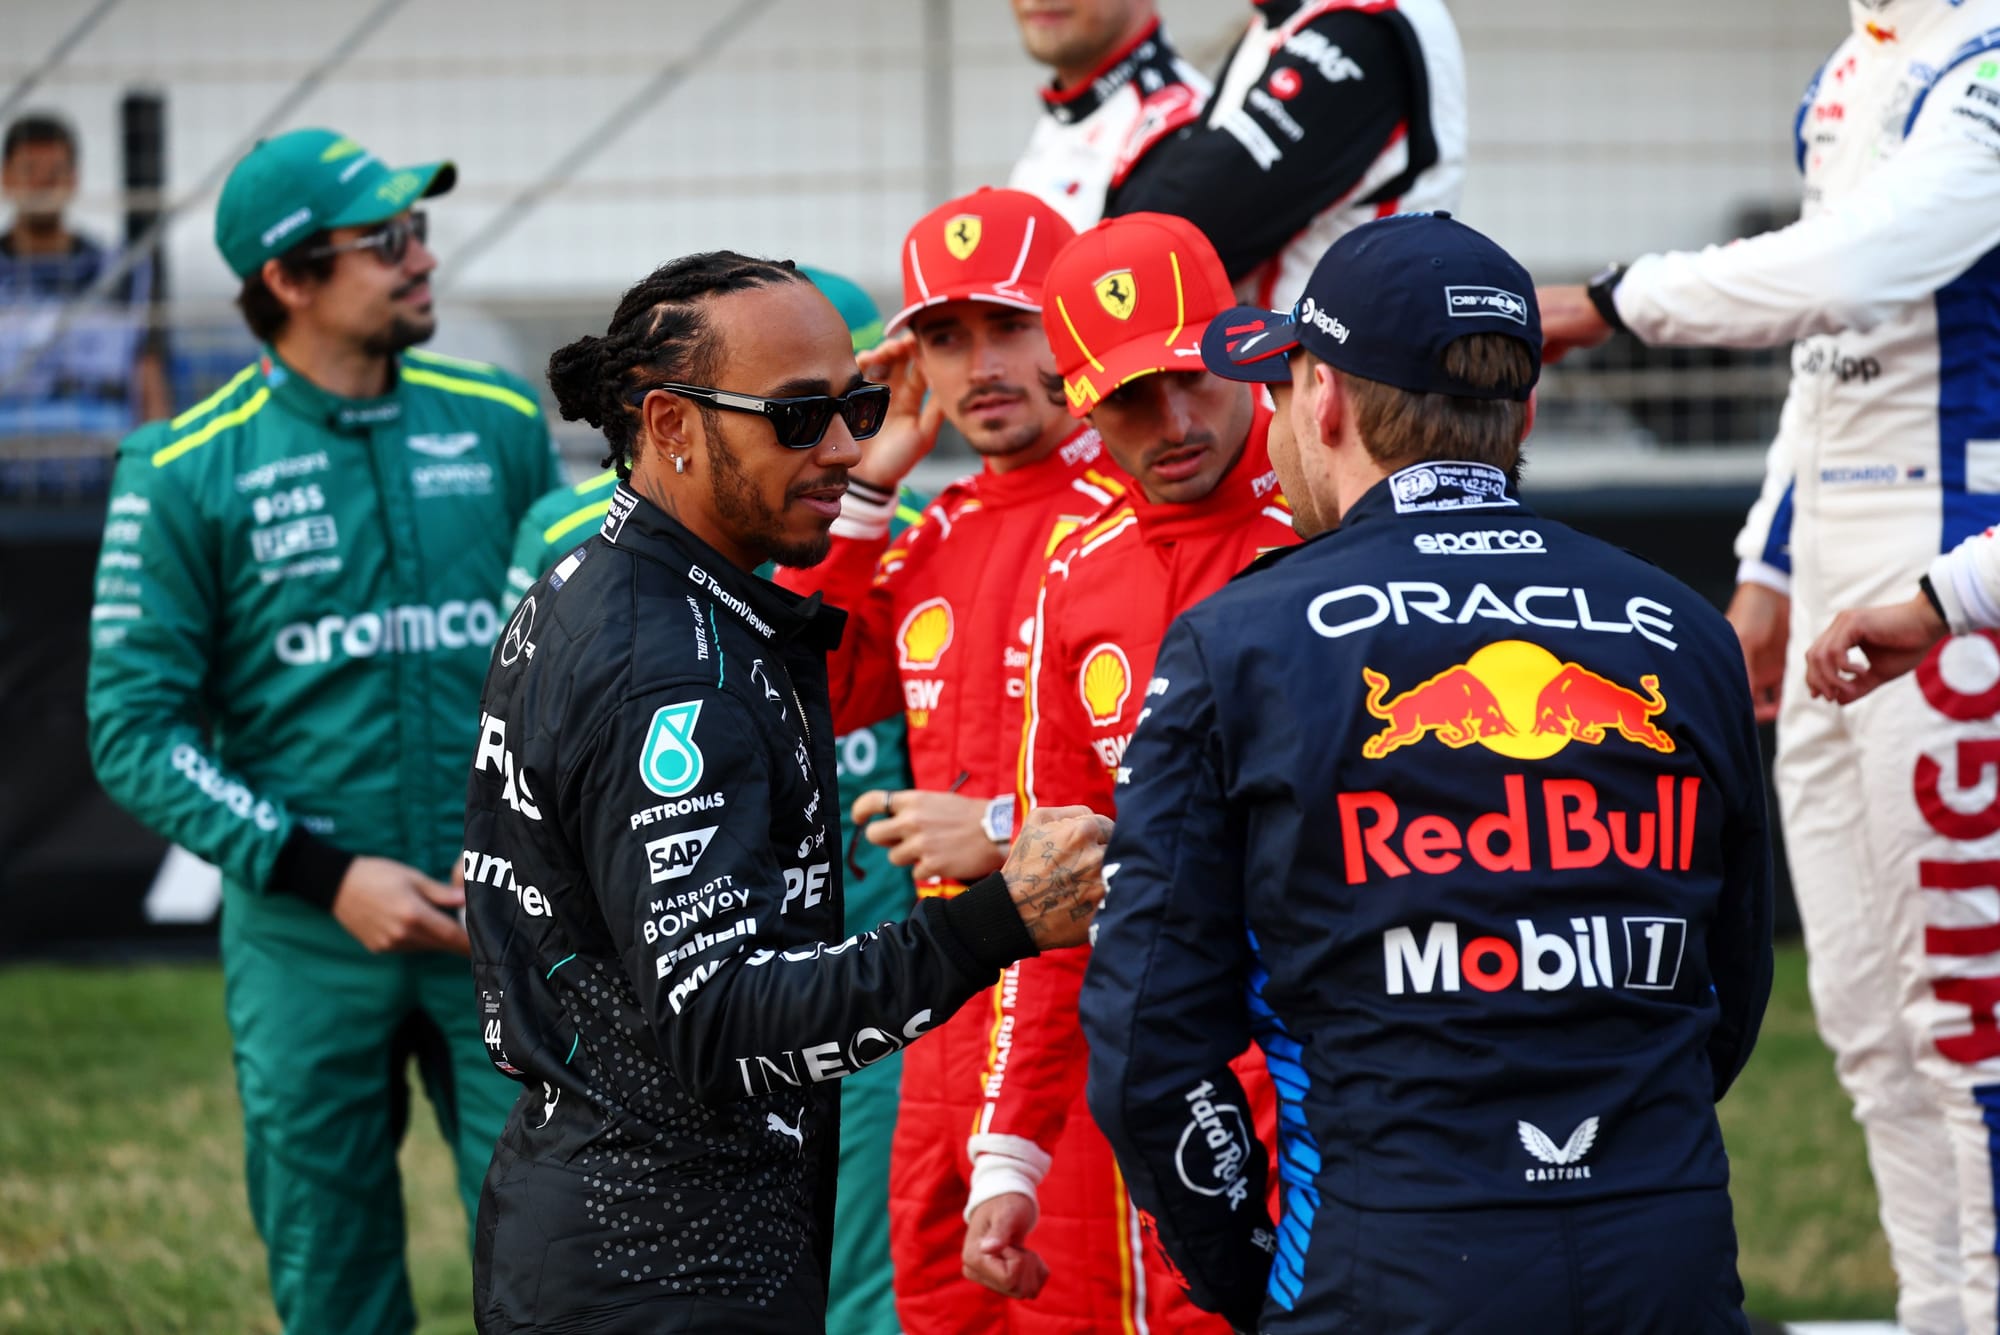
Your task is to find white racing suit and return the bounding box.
[1935,528,2000,634]
[1007,19,1209,233]
[1612,3,2000,1330]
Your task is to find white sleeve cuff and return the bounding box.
[829,485,896,540]
[1736,559,1792,598]
[964,1133,1052,1220]
[1930,544,2000,636]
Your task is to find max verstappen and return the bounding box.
[462,252,1110,1333]
[1081,214,1775,1333]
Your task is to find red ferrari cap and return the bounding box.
[1041,212,1235,418]
[884,187,1078,336]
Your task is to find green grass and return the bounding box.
[0,965,475,1335]
[0,946,1891,1331]
[1722,945,1896,1320]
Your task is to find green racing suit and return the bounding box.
[86,346,563,1335]
[503,473,926,1335]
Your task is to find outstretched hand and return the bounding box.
[1534,284,1615,364]
[1001,805,1114,951]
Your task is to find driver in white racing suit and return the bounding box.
[1539,3,2000,1329]
[1006,0,1209,232]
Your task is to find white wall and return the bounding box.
[5,0,1847,308]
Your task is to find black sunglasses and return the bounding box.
[305,210,427,266]
[627,381,891,450]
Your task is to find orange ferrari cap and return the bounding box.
[1040,212,1236,417]
[884,187,1078,336]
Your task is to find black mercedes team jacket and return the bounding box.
[465,482,1034,1333]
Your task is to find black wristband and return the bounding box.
[1920,572,1950,628]
[847,476,893,506]
[933,871,1039,972]
[269,827,354,912]
[1585,262,1629,334]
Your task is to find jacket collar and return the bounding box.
[972,424,1108,507]
[1340,459,1529,528]
[1127,402,1282,543]
[599,482,845,652]
[1040,19,1178,124]
[260,347,405,434]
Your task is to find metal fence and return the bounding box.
[0,0,1846,503]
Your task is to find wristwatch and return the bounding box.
[981,794,1015,846]
[1585,262,1630,334]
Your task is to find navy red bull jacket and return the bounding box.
[1078,460,1774,1330]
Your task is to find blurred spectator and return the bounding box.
[0,112,170,442]
[1108,0,1467,308]
[1007,0,1207,232]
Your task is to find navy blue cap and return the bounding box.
[1200,212,1541,402]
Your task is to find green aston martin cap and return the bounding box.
[801,266,885,353]
[215,127,456,278]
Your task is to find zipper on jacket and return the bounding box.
[788,684,812,748]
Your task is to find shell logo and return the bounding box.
[897,597,955,670]
[1078,642,1132,725]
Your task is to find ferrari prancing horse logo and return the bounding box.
[944,215,982,261]
[1095,270,1137,320]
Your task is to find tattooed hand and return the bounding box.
[1001,805,1115,950]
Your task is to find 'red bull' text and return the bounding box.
[1337,773,1703,885]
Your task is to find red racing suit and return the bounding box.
[775,428,1129,1333]
[977,411,1296,1331]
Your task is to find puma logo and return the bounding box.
[766,1108,805,1149]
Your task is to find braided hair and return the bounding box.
[547,252,804,476]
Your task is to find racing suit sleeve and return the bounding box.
[966,556,1101,1217]
[1931,528,2000,633]
[86,434,341,902]
[1615,65,2000,348]
[1701,643,1777,1100]
[578,681,1039,1104]
[771,485,916,735]
[1637,69,2000,592]
[1731,391,1799,594]
[1108,10,1413,281]
[1080,623,1273,1330]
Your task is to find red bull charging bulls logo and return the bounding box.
[1361,641,1674,760]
